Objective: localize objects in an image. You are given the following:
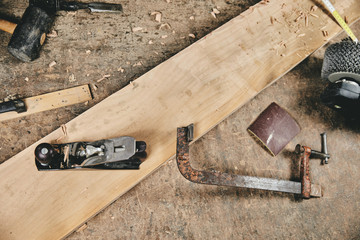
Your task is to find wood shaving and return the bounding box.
[96,74,111,83]
[322,30,329,37]
[84,101,89,106]
[305,15,308,27]
[49,61,57,68]
[310,13,319,18]
[213,8,220,14]
[260,0,270,4]
[47,30,58,38]
[344,16,348,24]
[24,77,29,82]
[161,35,168,39]
[132,27,143,32]
[295,12,304,22]
[118,67,125,73]
[56,124,68,142]
[148,40,153,44]
[158,23,171,30]
[270,16,274,24]
[310,5,318,12]
[151,12,162,23]
[133,62,142,67]
[92,83,98,91]
[297,33,306,37]
[189,16,194,20]
[69,73,76,82]
[211,12,216,18]
[86,50,91,54]
[188,33,195,38]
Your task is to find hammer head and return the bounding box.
[8,6,55,62]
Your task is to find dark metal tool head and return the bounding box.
[8,6,55,62]
[30,0,123,13]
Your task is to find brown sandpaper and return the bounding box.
[247,102,300,156]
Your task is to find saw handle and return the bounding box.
[0,19,17,34]
[300,146,311,199]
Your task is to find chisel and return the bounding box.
[30,0,123,13]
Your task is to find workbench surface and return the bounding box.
[0,0,359,239]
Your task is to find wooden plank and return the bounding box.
[0,85,92,122]
[0,0,359,239]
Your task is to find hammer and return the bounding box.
[0,6,54,62]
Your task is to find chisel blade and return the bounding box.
[88,3,123,13]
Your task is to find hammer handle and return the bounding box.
[0,19,17,34]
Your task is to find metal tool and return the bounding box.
[321,132,329,164]
[35,137,147,170]
[30,0,123,13]
[0,100,26,114]
[176,124,324,199]
[320,40,360,120]
[0,6,54,62]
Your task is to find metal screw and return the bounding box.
[321,132,329,164]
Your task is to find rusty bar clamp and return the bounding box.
[176,124,322,198]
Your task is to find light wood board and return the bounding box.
[0,84,92,122]
[0,0,359,239]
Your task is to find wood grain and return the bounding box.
[0,0,359,239]
[0,85,93,122]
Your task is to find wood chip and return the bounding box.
[188,33,195,38]
[47,30,58,38]
[305,15,308,27]
[96,74,111,83]
[92,83,98,91]
[297,33,306,37]
[118,67,125,73]
[56,124,68,142]
[211,12,216,18]
[344,16,348,24]
[86,50,91,54]
[24,77,29,82]
[310,5,318,12]
[151,12,162,23]
[159,23,171,30]
[260,0,270,4]
[295,12,304,22]
[49,61,57,68]
[213,8,220,14]
[132,27,143,32]
[270,16,274,24]
[322,30,329,37]
[189,16,194,20]
[148,40,153,44]
[161,35,168,39]
[166,0,171,3]
[133,62,142,67]
[310,13,319,18]
[69,73,76,82]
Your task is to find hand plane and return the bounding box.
[35,137,147,170]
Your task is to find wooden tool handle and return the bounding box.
[0,19,17,34]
